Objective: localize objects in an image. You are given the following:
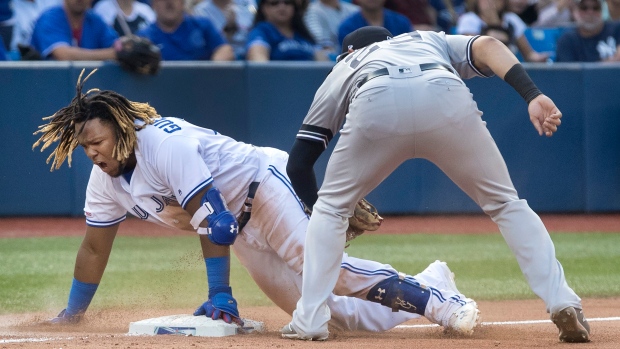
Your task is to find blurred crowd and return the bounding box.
[0,0,619,62]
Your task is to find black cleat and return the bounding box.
[551,307,591,343]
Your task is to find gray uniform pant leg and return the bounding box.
[292,71,581,336]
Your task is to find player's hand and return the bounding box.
[528,94,562,137]
[48,309,82,324]
[193,294,243,326]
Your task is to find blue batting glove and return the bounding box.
[193,293,243,325]
[49,309,82,324]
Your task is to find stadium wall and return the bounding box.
[1,61,618,215]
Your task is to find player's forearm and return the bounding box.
[73,225,118,283]
[473,35,542,104]
[199,235,230,258]
[287,139,323,208]
[51,46,117,61]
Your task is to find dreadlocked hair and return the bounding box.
[32,68,160,171]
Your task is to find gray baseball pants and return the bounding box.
[291,68,582,337]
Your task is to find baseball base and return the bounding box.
[128,314,265,337]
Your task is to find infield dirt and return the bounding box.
[1,214,619,348]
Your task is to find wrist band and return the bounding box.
[66,277,98,316]
[503,64,542,104]
[205,256,230,298]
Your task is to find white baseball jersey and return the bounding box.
[298,31,492,148]
[83,116,473,333]
[84,117,269,229]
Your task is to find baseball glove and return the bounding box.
[114,36,161,75]
[346,198,383,242]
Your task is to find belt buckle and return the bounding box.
[387,66,422,79]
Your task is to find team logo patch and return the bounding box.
[154,326,197,336]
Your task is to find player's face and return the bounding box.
[75,118,125,178]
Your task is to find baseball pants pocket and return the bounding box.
[350,82,403,140]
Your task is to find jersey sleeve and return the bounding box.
[295,74,349,149]
[154,135,214,209]
[84,167,127,227]
[445,34,493,79]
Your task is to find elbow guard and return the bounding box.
[190,187,239,245]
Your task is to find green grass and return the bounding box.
[1,233,619,315]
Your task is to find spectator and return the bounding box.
[192,0,256,59]
[0,0,13,50]
[456,0,549,62]
[604,0,620,20]
[556,0,620,61]
[508,0,538,25]
[30,0,119,60]
[246,0,319,61]
[303,0,358,56]
[533,0,573,27]
[137,0,235,60]
[295,0,309,14]
[10,0,61,52]
[429,0,460,32]
[337,0,412,46]
[384,0,438,31]
[93,0,156,36]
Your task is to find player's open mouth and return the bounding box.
[97,162,107,170]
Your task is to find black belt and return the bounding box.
[237,181,260,231]
[357,63,454,88]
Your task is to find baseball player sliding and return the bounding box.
[284,27,590,343]
[33,69,480,334]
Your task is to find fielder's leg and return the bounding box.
[413,74,587,341]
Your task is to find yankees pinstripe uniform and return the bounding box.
[84,117,476,332]
[285,28,585,340]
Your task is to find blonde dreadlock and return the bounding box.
[32,69,161,171]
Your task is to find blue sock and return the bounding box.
[205,256,230,298]
[65,278,98,316]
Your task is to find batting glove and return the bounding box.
[49,309,82,324]
[193,293,243,326]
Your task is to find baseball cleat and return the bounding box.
[445,302,480,336]
[551,307,590,343]
[280,323,328,341]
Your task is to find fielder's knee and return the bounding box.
[366,274,430,316]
